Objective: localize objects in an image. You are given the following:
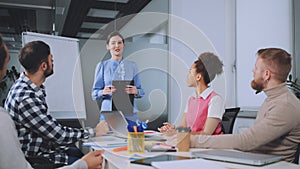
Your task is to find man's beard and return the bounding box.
[44,63,54,78]
[251,80,264,94]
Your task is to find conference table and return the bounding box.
[85,135,300,169]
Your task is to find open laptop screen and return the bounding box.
[101,111,128,138]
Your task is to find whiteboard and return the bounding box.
[22,32,86,119]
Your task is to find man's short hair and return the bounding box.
[19,41,50,74]
[257,48,291,82]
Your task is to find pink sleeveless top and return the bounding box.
[185,91,223,135]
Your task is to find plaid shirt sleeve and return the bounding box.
[18,96,85,144]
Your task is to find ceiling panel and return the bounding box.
[0,0,152,49]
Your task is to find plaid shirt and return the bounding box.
[4,73,85,165]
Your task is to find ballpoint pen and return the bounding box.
[106,142,127,146]
[112,146,127,152]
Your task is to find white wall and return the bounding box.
[169,0,293,124]
[236,0,292,107]
[169,0,236,124]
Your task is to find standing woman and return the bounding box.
[158,52,225,136]
[92,32,145,124]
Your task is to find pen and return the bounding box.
[106,143,127,146]
[112,146,127,152]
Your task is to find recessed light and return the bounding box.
[87,8,119,18]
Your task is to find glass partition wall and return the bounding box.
[0,0,170,129]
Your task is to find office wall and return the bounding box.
[169,0,292,124]
[236,0,292,107]
[169,0,235,124]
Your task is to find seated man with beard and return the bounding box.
[5,40,109,167]
[190,48,300,163]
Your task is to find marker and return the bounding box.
[133,126,138,133]
[112,146,127,152]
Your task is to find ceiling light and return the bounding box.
[2,36,15,42]
[81,22,105,29]
[77,32,100,39]
[87,8,119,18]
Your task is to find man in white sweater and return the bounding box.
[0,36,103,168]
[191,48,300,162]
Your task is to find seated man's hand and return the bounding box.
[158,122,176,136]
[95,121,109,136]
[82,150,104,169]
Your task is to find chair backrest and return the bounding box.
[221,107,240,134]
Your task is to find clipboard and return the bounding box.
[112,80,134,116]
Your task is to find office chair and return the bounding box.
[221,107,240,134]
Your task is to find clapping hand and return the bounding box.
[158,122,176,136]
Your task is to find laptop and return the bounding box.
[101,111,166,141]
[192,149,282,166]
[101,111,128,138]
[112,80,134,116]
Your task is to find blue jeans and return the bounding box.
[66,147,84,165]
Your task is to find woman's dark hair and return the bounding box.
[106,31,124,45]
[194,52,223,84]
[19,40,50,74]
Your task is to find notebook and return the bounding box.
[112,80,134,116]
[192,149,282,166]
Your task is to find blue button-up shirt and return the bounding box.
[92,58,145,121]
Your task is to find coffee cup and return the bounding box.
[176,127,191,152]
